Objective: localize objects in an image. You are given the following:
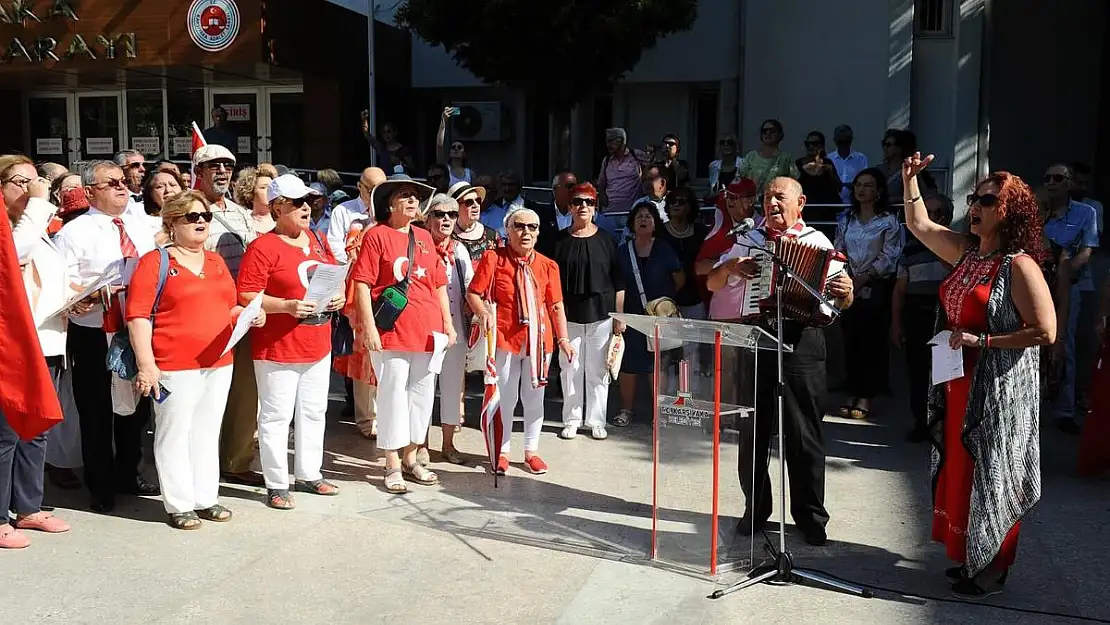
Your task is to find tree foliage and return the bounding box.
[395,0,698,108]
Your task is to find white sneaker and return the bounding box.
[559,426,579,440]
[591,426,608,440]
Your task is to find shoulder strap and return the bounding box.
[210,209,248,251]
[150,246,170,324]
[627,242,649,310]
[404,228,416,281]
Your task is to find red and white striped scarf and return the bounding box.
[513,253,548,388]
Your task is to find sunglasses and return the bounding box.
[203,161,234,171]
[570,197,596,207]
[282,196,310,208]
[966,193,1000,208]
[460,197,481,207]
[450,144,464,150]
[511,222,539,233]
[669,198,690,206]
[93,178,127,190]
[182,211,214,224]
[430,210,459,219]
[662,140,678,147]
[1044,173,1069,184]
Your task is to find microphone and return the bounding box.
[726,217,756,238]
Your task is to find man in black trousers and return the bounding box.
[722,177,854,546]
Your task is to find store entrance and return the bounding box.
[208,87,303,166]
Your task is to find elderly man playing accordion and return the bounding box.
[710,177,854,547]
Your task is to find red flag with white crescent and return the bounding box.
[190,122,207,189]
[479,303,504,485]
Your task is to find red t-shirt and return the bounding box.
[236,232,338,363]
[468,247,563,355]
[125,249,236,371]
[350,225,447,352]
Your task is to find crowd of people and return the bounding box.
[1,110,1108,604]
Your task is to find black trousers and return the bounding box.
[902,294,938,430]
[67,323,146,501]
[737,326,829,531]
[840,282,892,400]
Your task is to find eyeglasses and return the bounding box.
[203,161,234,171]
[511,222,539,233]
[1044,173,1069,184]
[92,178,127,190]
[966,193,1000,208]
[3,175,31,188]
[570,197,596,207]
[430,210,459,220]
[182,211,215,224]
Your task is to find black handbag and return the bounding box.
[373,229,416,331]
[332,313,355,356]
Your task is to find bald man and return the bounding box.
[328,167,387,263]
[729,177,854,546]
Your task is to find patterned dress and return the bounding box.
[932,252,1021,568]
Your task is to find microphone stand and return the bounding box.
[712,234,870,600]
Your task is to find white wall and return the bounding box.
[624,0,741,83]
[741,0,910,166]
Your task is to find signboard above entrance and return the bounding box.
[0,1,136,63]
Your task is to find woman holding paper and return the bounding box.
[350,178,453,494]
[126,191,266,530]
[902,154,1054,599]
[237,175,343,510]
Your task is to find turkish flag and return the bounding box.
[190,122,207,189]
[0,197,63,440]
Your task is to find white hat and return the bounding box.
[192,144,236,166]
[370,178,435,217]
[266,174,322,204]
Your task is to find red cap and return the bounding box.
[59,187,90,216]
[570,182,597,199]
[727,178,757,197]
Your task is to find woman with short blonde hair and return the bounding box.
[233,165,278,234]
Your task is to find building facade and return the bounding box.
[370,0,1107,217]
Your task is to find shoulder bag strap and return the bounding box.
[627,242,649,311]
[150,246,171,325]
[404,228,416,281]
[210,210,248,252]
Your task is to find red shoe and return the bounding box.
[0,524,30,549]
[496,455,509,475]
[524,455,548,475]
[14,511,70,534]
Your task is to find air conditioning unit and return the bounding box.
[451,101,504,142]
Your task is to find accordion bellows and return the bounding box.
[756,237,846,324]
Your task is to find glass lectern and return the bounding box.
[611,313,788,577]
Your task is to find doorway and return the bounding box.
[26,92,125,169]
[208,86,303,165]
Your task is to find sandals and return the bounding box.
[168,512,202,530]
[196,505,233,522]
[294,479,340,496]
[415,447,431,467]
[384,467,408,494]
[441,446,464,464]
[849,408,871,420]
[837,405,853,418]
[402,462,439,486]
[612,410,632,428]
[266,489,296,510]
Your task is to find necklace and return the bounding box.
[667,222,692,237]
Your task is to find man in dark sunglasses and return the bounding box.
[1042,162,1099,434]
[536,171,578,258]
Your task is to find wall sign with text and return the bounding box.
[187,0,240,53]
[0,1,137,64]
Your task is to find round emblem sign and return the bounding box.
[187,0,241,53]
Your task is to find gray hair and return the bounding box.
[81,160,122,186]
[605,127,627,143]
[112,149,143,166]
[37,162,67,181]
[424,193,459,216]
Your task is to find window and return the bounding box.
[915,0,953,37]
[126,90,164,159]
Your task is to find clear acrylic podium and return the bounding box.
[611,313,788,577]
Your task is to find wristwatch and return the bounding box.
[977,333,987,348]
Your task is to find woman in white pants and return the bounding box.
[237,175,343,510]
[551,183,625,440]
[423,194,474,463]
[352,178,455,493]
[467,209,575,475]
[128,191,266,529]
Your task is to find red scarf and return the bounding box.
[512,250,548,388]
[1,198,63,440]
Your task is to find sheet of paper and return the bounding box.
[428,331,450,374]
[220,294,264,357]
[928,331,964,385]
[48,264,123,319]
[305,263,351,314]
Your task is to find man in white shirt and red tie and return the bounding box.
[724,177,854,546]
[54,160,161,513]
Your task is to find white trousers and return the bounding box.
[46,367,82,469]
[438,343,467,427]
[353,380,377,435]
[372,351,436,451]
[496,349,548,454]
[153,366,233,514]
[561,319,612,428]
[254,357,331,490]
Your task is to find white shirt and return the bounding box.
[125,194,147,218]
[444,241,475,336]
[828,150,869,204]
[54,205,159,328]
[327,197,370,263]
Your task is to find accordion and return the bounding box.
[751,236,847,324]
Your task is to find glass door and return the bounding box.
[27,95,76,168]
[209,90,261,165]
[265,87,304,167]
[75,93,123,164]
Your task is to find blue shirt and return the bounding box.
[1045,200,1099,291]
[618,238,682,314]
